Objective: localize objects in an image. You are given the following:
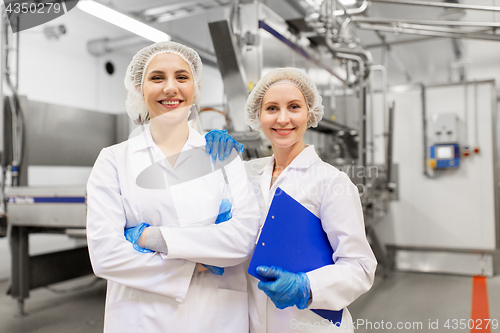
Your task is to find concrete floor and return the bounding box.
[0,271,498,332]
[0,276,106,333]
[349,271,500,332]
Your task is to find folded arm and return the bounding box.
[160,154,261,267]
[86,148,196,301]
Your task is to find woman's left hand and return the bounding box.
[205,129,244,162]
[215,198,232,224]
[196,263,209,272]
[256,265,311,310]
[198,199,233,276]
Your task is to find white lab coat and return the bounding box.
[244,146,377,333]
[86,127,260,333]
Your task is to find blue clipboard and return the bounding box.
[248,187,343,325]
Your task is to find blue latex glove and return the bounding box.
[124,222,154,253]
[205,129,244,162]
[256,266,311,310]
[203,265,225,275]
[202,199,233,276]
[215,198,232,224]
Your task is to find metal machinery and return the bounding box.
[208,1,397,273]
[7,186,90,315]
[0,11,129,315]
[0,7,130,315]
[1,96,128,315]
[205,0,500,277]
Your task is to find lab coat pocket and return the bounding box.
[290,308,352,333]
[103,296,138,333]
[214,288,248,333]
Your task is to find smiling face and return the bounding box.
[260,83,309,153]
[142,53,195,122]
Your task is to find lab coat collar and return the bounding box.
[258,145,319,175]
[129,125,205,155]
[174,128,206,168]
[258,145,319,206]
[129,125,206,173]
[284,145,319,170]
[128,124,155,154]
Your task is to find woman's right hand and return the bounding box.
[124,222,153,253]
[256,266,311,310]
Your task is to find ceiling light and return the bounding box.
[339,0,357,6]
[304,0,358,11]
[77,0,171,42]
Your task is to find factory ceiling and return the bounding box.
[100,0,500,86]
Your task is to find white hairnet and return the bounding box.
[245,67,324,131]
[124,41,203,125]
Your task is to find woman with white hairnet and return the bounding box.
[86,41,260,333]
[206,67,377,332]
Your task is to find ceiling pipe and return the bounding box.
[284,0,374,86]
[348,4,416,81]
[334,51,365,86]
[369,0,500,12]
[325,0,336,31]
[326,40,373,83]
[366,36,438,48]
[140,0,232,23]
[333,0,369,16]
[87,36,149,56]
[350,16,500,28]
[283,0,309,16]
[303,0,374,84]
[371,64,387,137]
[356,23,500,42]
[302,0,368,36]
[392,22,499,36]
[339,17,352,40]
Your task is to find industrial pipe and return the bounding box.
[325,38,373,82]
[370,65,388,165]
[385,102,394,190]
[350,16,500,28]
[333,0,369,16]
[87,36,148,56]
[356,23,500,42]
[369,0,500,12]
